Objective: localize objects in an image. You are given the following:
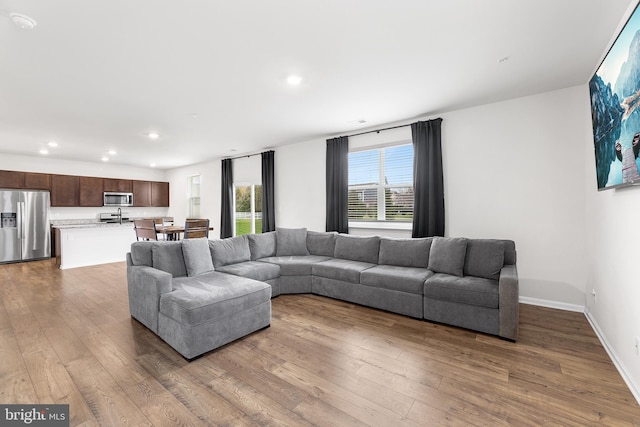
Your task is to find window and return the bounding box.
[187,175,201,218]
[348,143,413,223]
[234,184,262,236]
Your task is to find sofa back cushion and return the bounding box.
[464,239,505,281]
[276,227,310,256]
[501,239,517,265]
[334,234,380,264]
[428,237,467,277]
[182,238,215,276]
[209,235,251,268]
[379,237,432,268]
[307,231,337,256]
[151,241,187,278]
[130,242,153,266]
[248,231,277,260]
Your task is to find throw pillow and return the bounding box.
[378,237,432,268]
[276,228,309,256]
[306,231,337,257]
[130,242,153,266]
[151,241,188,278]
[427,237,468,277]
[182,238,215,277]
[248,232,277,260]
[209,235,251,268]
[334,234,380,264]
[464,239,505,280]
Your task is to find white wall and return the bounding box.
[583,93,640,399]
[165,158,221,239]
[275,86,589,309]
[0,153,168,220]
[274,139,326,231]
[444,87,588,310]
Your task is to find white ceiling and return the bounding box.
[0,0,635,169]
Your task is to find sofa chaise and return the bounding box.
[126,228,518,359]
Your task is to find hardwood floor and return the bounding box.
[1,259,639,426]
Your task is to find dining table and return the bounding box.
[155,225,214,241]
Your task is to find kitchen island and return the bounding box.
[52,221,137,269]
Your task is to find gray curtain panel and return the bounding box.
[411,118,444,238]
[220,158,234,238]
[326,136,349,233]
[261,150,276,232]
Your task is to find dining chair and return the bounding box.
[183,218,210,239]
[133,219,158,241]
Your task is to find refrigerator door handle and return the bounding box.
[17,201,23,240]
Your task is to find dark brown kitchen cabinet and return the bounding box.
[79,177,104,207]
[51,175,79,207]
[0,170,25,189]
[132,180,151,207]
[24,173,51,190]
[151,181,169,207]
[104,178,132,193]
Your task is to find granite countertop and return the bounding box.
[51,219,136,229]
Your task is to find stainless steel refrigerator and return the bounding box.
[0,189,51,263]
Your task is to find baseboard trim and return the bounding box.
[519,296,584,313]
[584,309,640,405]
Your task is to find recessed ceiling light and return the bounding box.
[47,141,58,147]
[10,13,37,30]
[39,149,48,155]
[108,150,117,155]
[148,132,160,140]
[286,75,303,86]
[101,156,109,162]
[150,163,156,167]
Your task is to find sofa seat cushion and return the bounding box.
[424,273,499,309]
[215,261,280,282]
[160,272,271,326]
[259,255,331,276]
[360,265,432,294]
[312,259,376,283]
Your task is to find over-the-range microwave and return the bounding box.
[103,192,134,207]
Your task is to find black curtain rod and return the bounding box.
[344,123,411,138]
[226,149,274,161]
[342,118,442,139]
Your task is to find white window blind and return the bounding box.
[187,175,201,218]
[348,143,414,222]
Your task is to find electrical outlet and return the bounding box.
[635,337,639,357]
[591,289,597,303]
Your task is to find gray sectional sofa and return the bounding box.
[126,228,518,359]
